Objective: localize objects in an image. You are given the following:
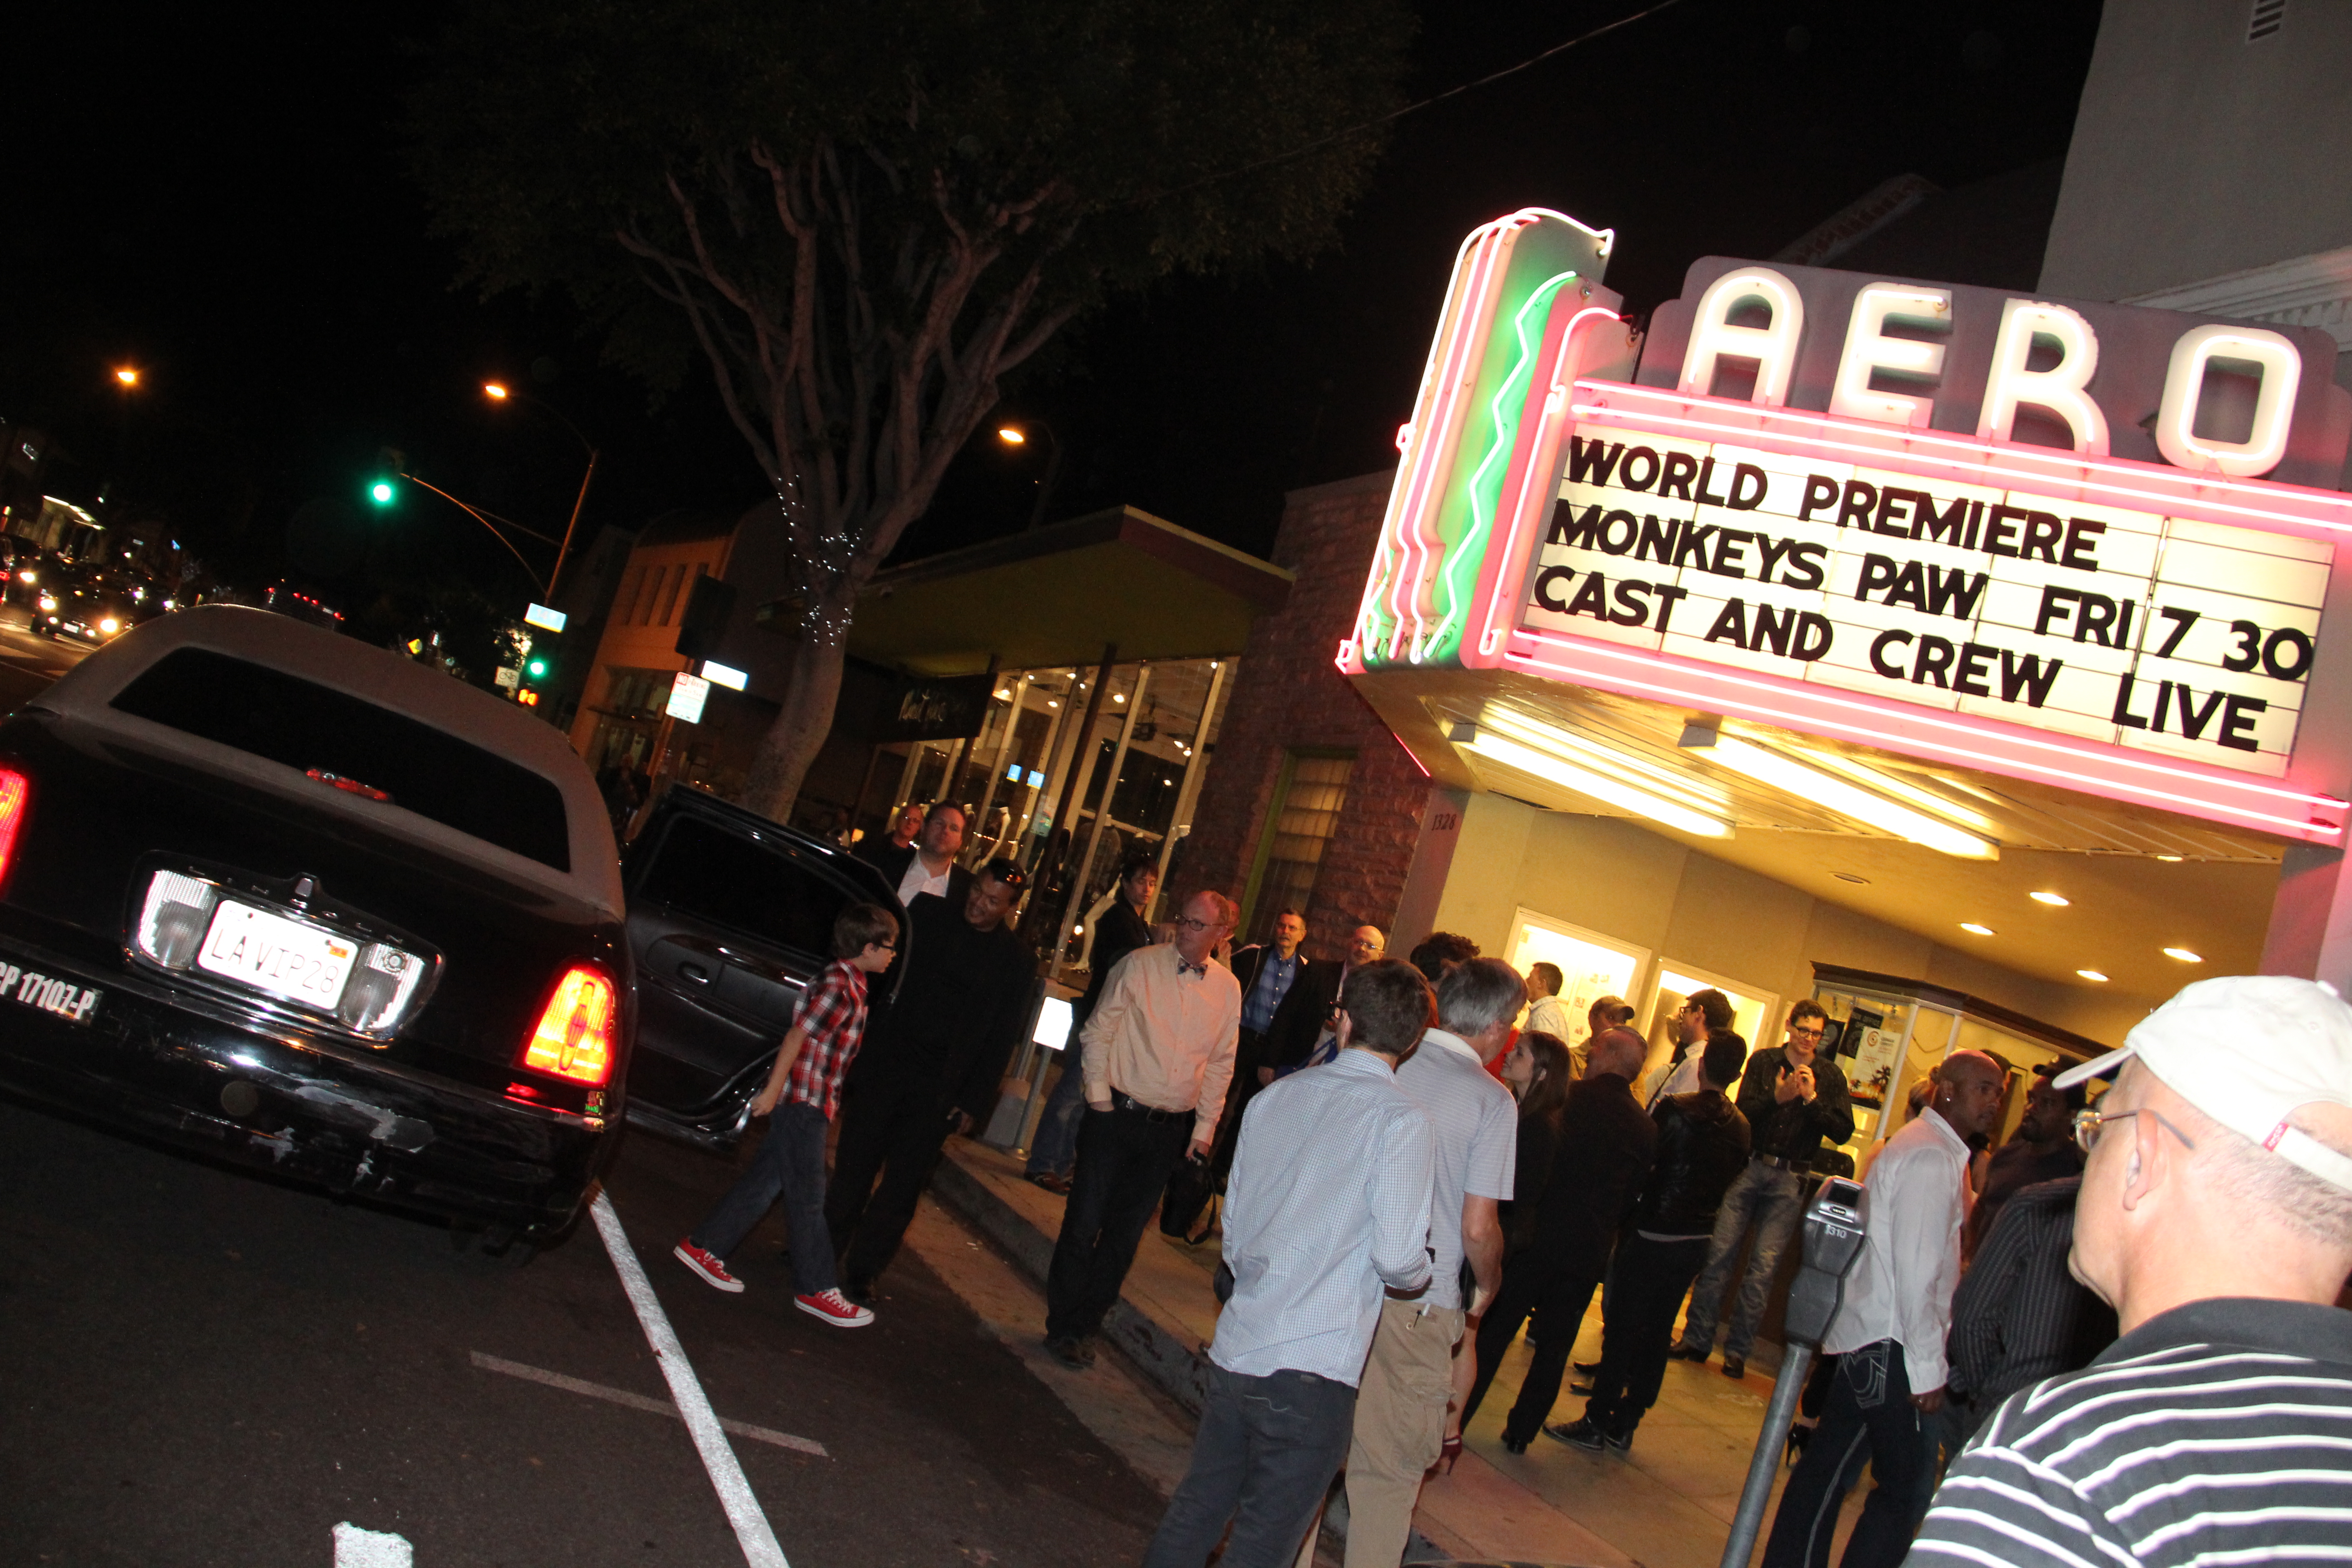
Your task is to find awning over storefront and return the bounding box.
[848,505,1292,676]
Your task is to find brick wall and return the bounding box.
[1180,472,1431,961]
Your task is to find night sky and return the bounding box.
[4,1,2103,600]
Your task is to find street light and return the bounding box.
[997,421,1064,530]
[481,381,597,596]
[115,368,140,388]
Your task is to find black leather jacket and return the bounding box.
[1628,1089,1752,1236]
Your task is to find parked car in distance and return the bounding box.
[0,605,630,1251]
[621,785,906,1150]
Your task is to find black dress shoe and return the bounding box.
[1722,1353,1747,1380]
[1573,1359,1601,1376]
[1500,1433,1530,1455]
[1667,1343,1710,1363]
[843,1276,877,1307]
[1043,1334,1097,1371]
[1545,1417,1610,1453]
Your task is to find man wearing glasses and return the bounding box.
[1044,890,1242,1369]
[1909,976,2352,1568]
[1673,999,1853,1379]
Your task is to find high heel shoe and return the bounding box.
[1427,1435,1463,1477]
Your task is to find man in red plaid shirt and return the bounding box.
[675,901,899,1327]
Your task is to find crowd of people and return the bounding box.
[662,799,2352,1568]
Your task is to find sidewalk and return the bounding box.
[935,1137,1867,1568]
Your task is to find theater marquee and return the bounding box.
[1346,211,2352,843]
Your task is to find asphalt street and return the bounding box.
[0,617,1173,1568]
[0,1093,1171,1567]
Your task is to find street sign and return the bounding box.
[701,659,747,691]
[524,603,568,633]
[666,672,710,723]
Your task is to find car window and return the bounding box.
[636,814,847,959]
[110,647,571,871]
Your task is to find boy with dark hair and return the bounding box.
[675,900,899,1328]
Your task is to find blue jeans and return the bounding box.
[1761,1340,1938,1568]
[1678,1158,1805,1359]
[689,1102,837,1297]
[1142,1362,1357,1568]
[1024,1054,1088,1178]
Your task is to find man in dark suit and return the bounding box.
[826,859,1034,1301]
[854,800,926,867]
[1463,1025,1659,1450]
[1167,907,1317,1235]
[1259,923,1387,1078]
[1025,853,1160,1191]
[865,801,972,913]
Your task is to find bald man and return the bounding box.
[1760,1050,2004,1568]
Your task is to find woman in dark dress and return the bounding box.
[1433,1030,1574,1469]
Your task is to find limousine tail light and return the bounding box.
[520,965,618,1087]
[0,768,25,889]
[137,870,219,969]
[337,942,430,1033]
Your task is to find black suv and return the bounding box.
[620,788,906,1149]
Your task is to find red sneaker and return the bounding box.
[674,1240,744,1294]
[795,1288,876,1328]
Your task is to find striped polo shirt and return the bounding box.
[1907,1295,2352,1568]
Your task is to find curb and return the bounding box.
[928,1152,1211,1416]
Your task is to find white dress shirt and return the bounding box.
[895,853,953,905]
[1644,1047,1705,1108]
[1524,995,1571,1039]
[1825,1104,1970,1392]
[1212,1048,1435,1384]
[1080,941,1241,1142]
[1394,1029,1518,1311]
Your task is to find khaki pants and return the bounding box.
[1293,1295,1465,1568]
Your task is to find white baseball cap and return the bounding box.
[2056,975,2352,1192]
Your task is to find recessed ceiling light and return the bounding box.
[2077,969,2109,982]
[1960,922,1994,936]
[2030,891,2071,906]
[2154,854,2184,862]
[1834,872,1870,885]
[2163,947,2203,963]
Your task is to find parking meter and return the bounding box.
[1783,1176,1868,1345]
[1718,1176,1871,1568]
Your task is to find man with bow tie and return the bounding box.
[1044,889,1243,1368]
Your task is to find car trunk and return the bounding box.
[0,714,628,1118]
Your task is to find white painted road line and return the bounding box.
[593,1191,791,1568]
[470,1351,829,1456]
[333,1522,415,1566]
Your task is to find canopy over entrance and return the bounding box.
[849,506,1292,676]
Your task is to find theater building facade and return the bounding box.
[1181,205,2352,1170]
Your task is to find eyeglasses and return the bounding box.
[1789,1025,1825,1040]
[2073,1106,2197,1156]
[1174,916,1216,932]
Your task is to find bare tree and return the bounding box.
[414,0,1409,815]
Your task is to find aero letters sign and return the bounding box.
[1348,218,2352,842]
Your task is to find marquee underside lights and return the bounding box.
[1453,725,1730,839]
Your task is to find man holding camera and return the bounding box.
[1673,1000,1853,1379]
[1043,890,1241,1368]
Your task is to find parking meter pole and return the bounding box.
[1718,1177,1868,1568]
[1719,1341,1811,1568]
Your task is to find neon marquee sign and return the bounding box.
[1345,221,2352,845]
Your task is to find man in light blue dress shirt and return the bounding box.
[1141,960,1436,1568]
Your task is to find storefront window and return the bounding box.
[1504,909,1648,1046]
